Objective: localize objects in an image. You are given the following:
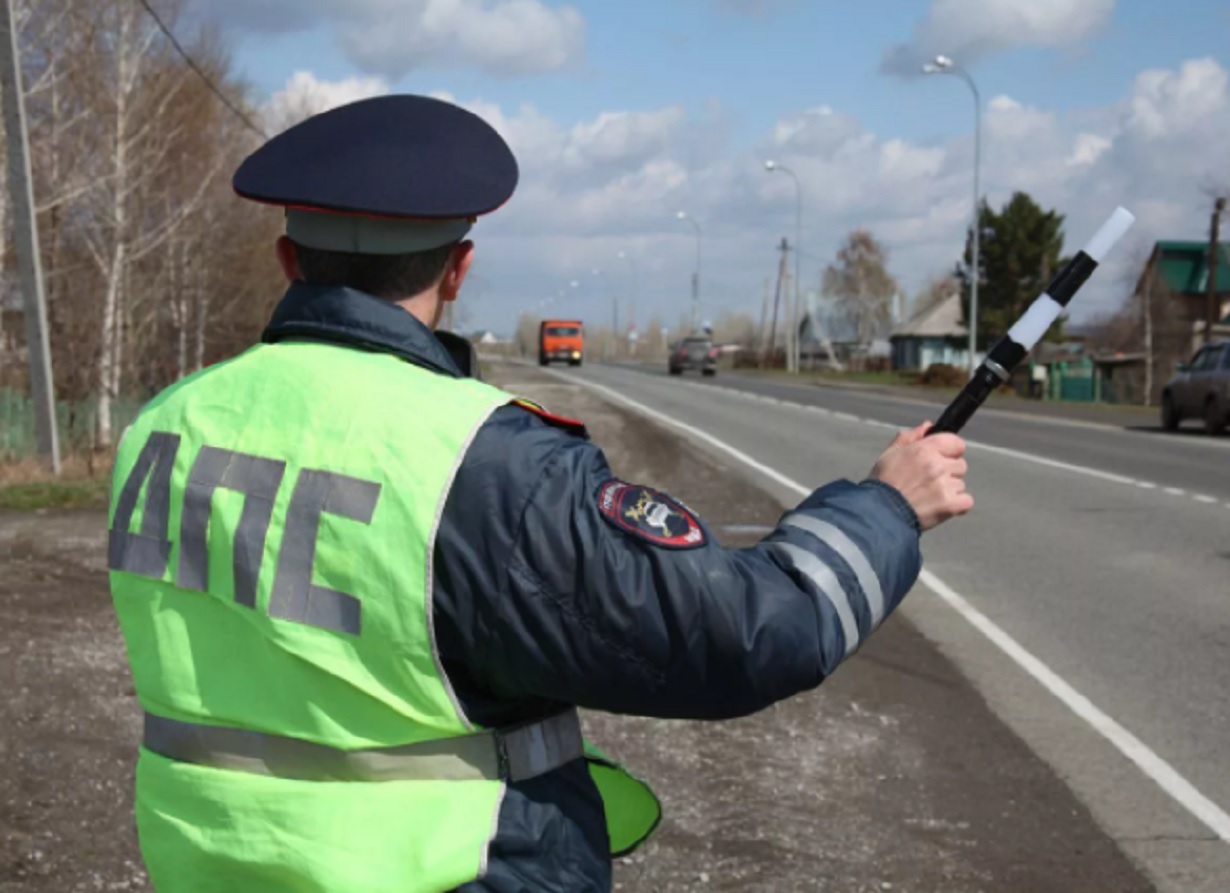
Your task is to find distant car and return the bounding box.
[669,336,718,377]
[1161,340,1230,434]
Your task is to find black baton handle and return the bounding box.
[925,364,1004,436]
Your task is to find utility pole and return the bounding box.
[765,238,789,369]
[1143,254,1155,406]
[1205,197,1225,344]
[611,296,619,361]
[758,276,770,367]
[0,0,59,473]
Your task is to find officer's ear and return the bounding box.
[275,236,302,282]
[439,240,474,303]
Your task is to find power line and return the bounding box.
[132,0,268,139]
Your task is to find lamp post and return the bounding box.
[676,211,702,331]
[924,53,982,374]
[764,159,802,373]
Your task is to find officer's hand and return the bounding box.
[868,422,973,531]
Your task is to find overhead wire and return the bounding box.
[132,0,268,139]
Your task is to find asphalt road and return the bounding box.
[544,361,1230,893]
[628,365,1230,506]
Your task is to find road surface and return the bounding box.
[542,361,1230,893]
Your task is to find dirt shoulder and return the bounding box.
[0,366,1153,892]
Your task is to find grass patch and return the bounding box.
[0,454,113,511]
[0,478,110,511]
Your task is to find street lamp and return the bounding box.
[923,53,982,374]
[765,159,802,373]
[676,211,702,330]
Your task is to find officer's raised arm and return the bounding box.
[434,407,971,721]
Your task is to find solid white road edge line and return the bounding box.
[558,369,1230,844]
[663,373,1230,507]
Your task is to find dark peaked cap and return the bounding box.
[233,94,518,254]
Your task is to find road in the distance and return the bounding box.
[616,364,1230,505]
[549,361,1230,893]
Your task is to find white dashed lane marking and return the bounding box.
[675,375,1230,514]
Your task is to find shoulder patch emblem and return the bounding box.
[597,481,707,549]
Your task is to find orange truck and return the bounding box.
[539,319,584,367]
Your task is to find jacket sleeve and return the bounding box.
[432,405,923,722]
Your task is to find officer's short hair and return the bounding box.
[292,240,457,302]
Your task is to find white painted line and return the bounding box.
[959,440,1140,487]
[686,375,1229,502]
[592,365,1230,511]
[1194,494,1218,504]
[560,374,815,496]
[559,369,1230,845]
[918,570,1230,844]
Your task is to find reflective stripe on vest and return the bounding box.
[143,709,585,784]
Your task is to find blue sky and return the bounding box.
[204,0,1230,336]
[230,0,1228,144]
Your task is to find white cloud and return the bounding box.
[338,0,585,78]
[1126,57,1229,141]
[261,58,1230,334]
[263,71,390,134]
[771,106,863,155]
[205,0,585,78]
[882,0,1116,75]
[563,108,688,170]
[1067,133,1112,168]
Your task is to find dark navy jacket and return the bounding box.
[263,283,924,892]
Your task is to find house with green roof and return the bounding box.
[1133,239,1230,404]
[1135,239,1230,324]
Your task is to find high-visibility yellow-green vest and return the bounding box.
[107,340,660,892]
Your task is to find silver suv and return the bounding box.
[1161,340,1230,434]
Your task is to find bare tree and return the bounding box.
[822,229,899,345]
[0,0,329,459]
[712,311,756,346]
[514,312,541,358]
[72,0,234,446]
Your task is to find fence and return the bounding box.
[0,390,145,461]
[1048,358,1098,403]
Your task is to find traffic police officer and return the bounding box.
[107,94,972,892]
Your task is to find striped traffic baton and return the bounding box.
[928,206,1136,436]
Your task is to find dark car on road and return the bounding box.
[669,336,718,377]
[1161,340,1230,434]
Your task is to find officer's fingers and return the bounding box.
[947,457,969,478]
[925,432,966,459]
[950,490,975,516]
[890,421,933,448]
